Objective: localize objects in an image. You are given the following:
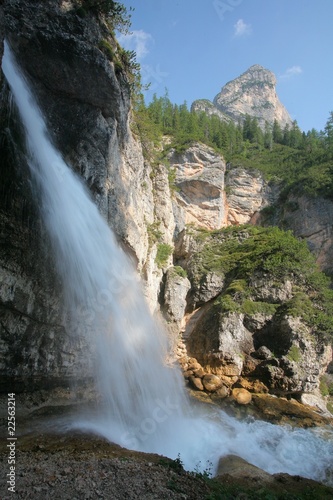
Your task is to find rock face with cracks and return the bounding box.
[0,0,156,390]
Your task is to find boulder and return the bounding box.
[216,455,272,482]
[189,376,204,391]
[232,388,252,405]
[163,267,191,323]
[202,374,222,392]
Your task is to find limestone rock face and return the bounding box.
[186,308,254,379]
[280,194,333,276]
[0,0,157,389]
[186,301,331,395]
[213,64,293,129]
[4,0,155,268]
[225,167,280,225]
[182,230,331,396]
[168,143,226,233]
[253,316,332,394]
[162,267,191,324]
[191,99,231,123]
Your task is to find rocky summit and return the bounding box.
[192,64,293,129]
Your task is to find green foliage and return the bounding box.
[286,345,301,363]
[159,453,184,473]
[191,460,213,480]
[193,225,315,281]
[167,166,179,193]
[141,87,333,200]
[155,243,173,268]
[80,1,133,33]
[204,479,332,500]
[172,266,188,278]
[319,375,333,397]
[98,39,114,60]
[191,225,333,340]
[147,221,163,245]
[242,300,278,316]
[320,377,330,397]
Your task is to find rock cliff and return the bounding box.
[174,226,332,400]
[193,64,293,130]
[168,143,227,233]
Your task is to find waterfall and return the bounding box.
[2,41,333,483]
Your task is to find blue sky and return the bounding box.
[118,0,333,132]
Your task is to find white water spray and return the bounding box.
[2,42,333,483]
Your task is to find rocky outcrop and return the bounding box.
[168,143,227,233]
[216,454,333,495]
[213,64,293,129]
[177,227,332,398]
[190,99,231,123]
[162,267,191,324]
[279,194,333,276]
[225,166,280,225]
[192,65,293,130]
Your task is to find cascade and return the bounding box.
[2,41,333,483]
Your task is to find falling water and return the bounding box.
[2,41,333,484]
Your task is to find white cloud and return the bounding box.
[117,30,153,60]
[279,65,303,80]
[234,19,252,37]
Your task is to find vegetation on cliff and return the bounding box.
[187,225,333,341]
[133,91,333,200]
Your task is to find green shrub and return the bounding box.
[172,266,188,278]
[98,39,114,60]
[147,222,163,245]
[286,345,301,363]
[320,377,329,397]
[114,60,123,75]
[190,225,333,340]
[218,294,240,313]
[155,243,173,268]
[319,375,333,397]
[243,300,278,316]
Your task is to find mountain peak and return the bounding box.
[212,65,291,128]
[192,65,292,130]
[247,64,268,71]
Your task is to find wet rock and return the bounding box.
[235,377,268,394]
[217,455,273,482]
[252,394,333,427]
[216,454,333,497]
[232,388,252,405]
[189,376,204,391]
[192,367,205,378]
[202,374,222,392]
